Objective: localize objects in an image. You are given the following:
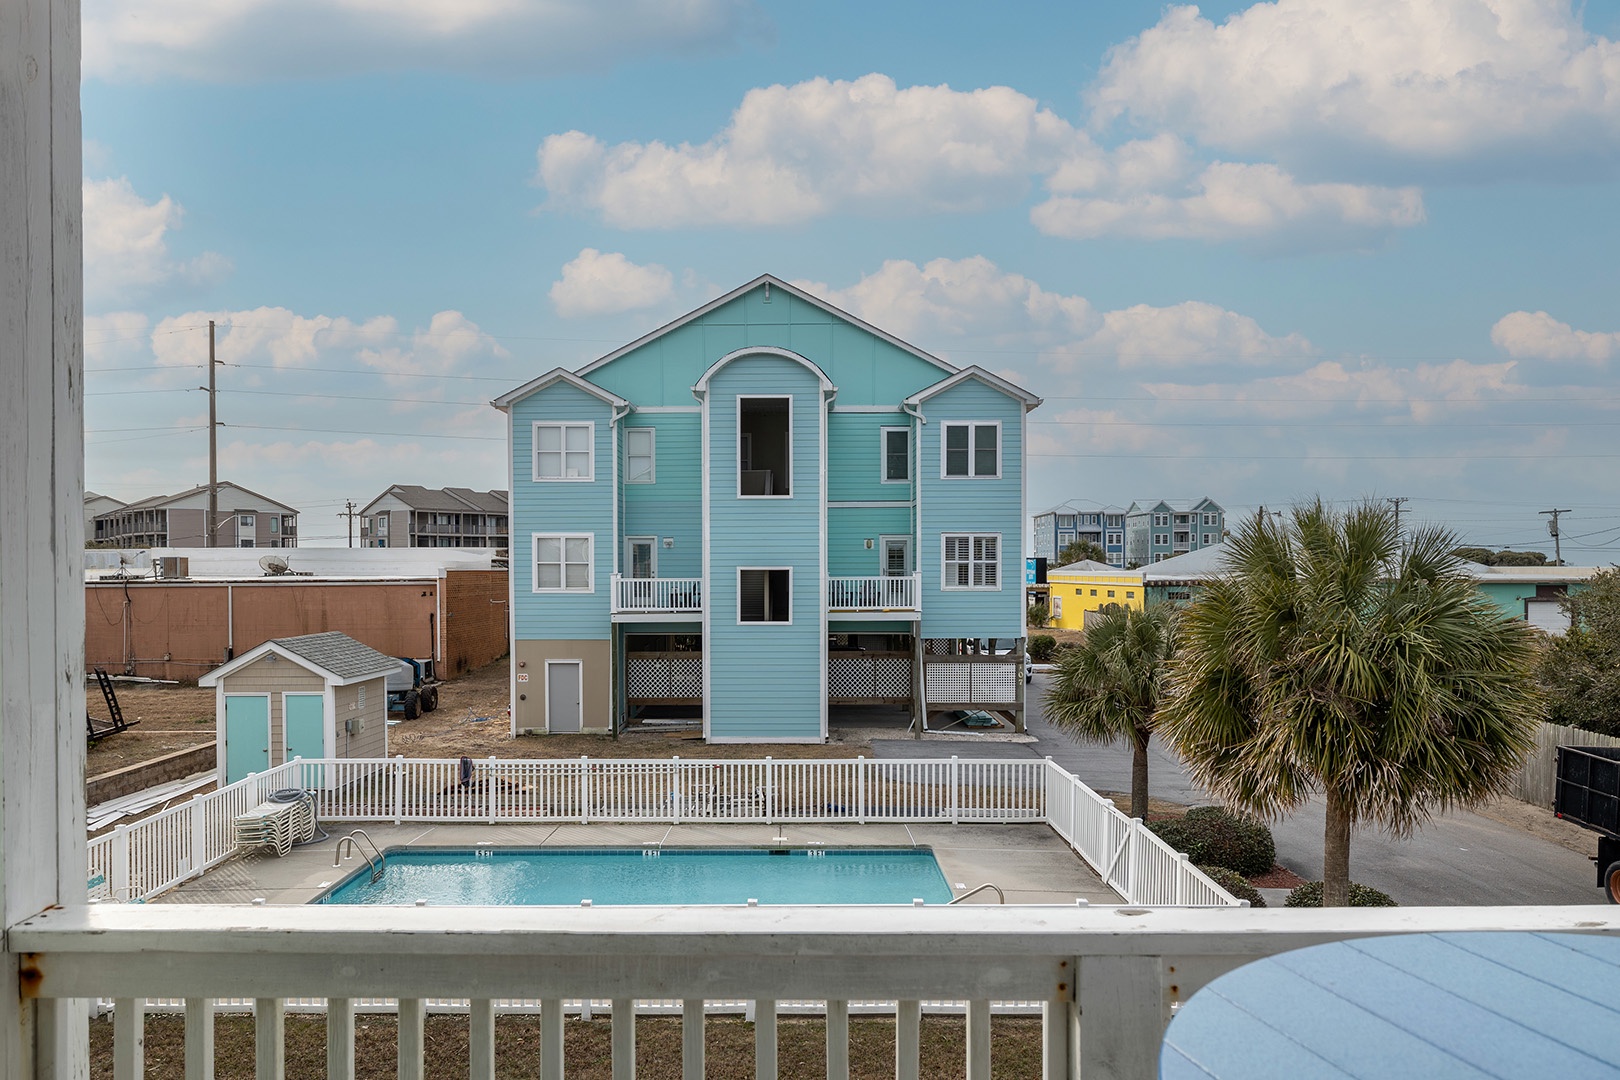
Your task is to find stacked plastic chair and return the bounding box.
[233,793,316,857]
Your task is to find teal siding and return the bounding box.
[828,507,912,577]
[1476,581,1588,620]
[587,287,948,407]
[510,383,614,641]
[918,379,1025,639]
[621,414,702,578]
[705,355,824,740]
[828,411,911,502]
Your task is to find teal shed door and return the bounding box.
[283,693,325,762]
[224,695,271,784]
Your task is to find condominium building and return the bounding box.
[1125,498,1225,566]
[360,486,509,549]
[91,482,299,548]
[1031,503,1128,567]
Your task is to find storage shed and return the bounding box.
[199,631,398,786]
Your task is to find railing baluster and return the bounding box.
[682,998,705,1080]
[540,998,564,1080]
[825,1000,849,1080]
[398,997,425,1080]
[612,997,636,1080]
[254,997,283,1080]
[327,997,356,1080]
[469,998,496,1080]
[1043,993,1075,1080]
[754,998,778,1080]
[184,997,213,1080]
[966,999,991,1080]
[895,999,921,1080]
[113,997,144,1080]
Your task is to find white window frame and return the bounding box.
[625,426,656,484]
[532,420,595,482]
[736,566,793,625]
[940,421,1001,479]
[1153,513,1169,527]
[1203,533,1214,545]
[532,532,595,594]
[941,533,1001,591]
[1107,531,1122,546]
[880,426,909,484]
[238,514,255,528]
[738,396,792,499]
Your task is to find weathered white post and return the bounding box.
[1,0,89,1074]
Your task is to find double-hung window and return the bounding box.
[533,534,593,592]
[534,421,593,481]
[943,534,999,589]
[625,427,655,484]
[881,426,909,483]
[942,422,999,478]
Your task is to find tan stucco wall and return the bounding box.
[513,640,612,735]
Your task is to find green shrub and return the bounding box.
[1195,864,1265,907]
[1149,805,1276,876]
[1026,603,1050,627]
[1283,881,1398,907]
[1027,635,1057,662]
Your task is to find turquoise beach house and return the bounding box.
[494,276,1041,742]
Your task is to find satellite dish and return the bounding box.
[259,554,290,576]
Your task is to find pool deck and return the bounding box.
[156,821,1124,907]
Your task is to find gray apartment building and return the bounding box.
[90,482,299,548]
[360,485,509,549]
[1125,498,1226,566]
[1032,503,1129,567]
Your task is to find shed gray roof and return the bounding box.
[271,631,402,680]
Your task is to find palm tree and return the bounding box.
[1046,604,1178,820]
[1156,500,1542,906]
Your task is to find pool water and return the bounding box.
[318,847,954,906]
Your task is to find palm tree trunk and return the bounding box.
[1131,730,1150,821]
[1323,787,1352,907]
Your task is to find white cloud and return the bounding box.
[1089,0,1620,169]
[1491,310,1619,362]
[799,257,1093,343]
[1033,160,1424,245]
[1054,301,1316,369]
[83,177,229,308]
[537,74,1085,227]
[84,0,770,81]
[550,249,675,317]
[1144,358,1521,421]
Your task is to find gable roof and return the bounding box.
[199,630,403,687]
[362,485,509,516]
[106,481,298,515]
[574,274,959,383]
[491,366,632,411]
[903,365,1043,410]
[1140,542,1233,583]
[1049,559,1129,574]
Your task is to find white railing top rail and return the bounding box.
[18,904,1618,1003]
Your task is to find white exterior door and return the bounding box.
[626,537,656,579]
[881,536,911,576]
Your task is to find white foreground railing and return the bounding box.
[827,573,920,611]
[16,905,1618,1080]
[87,756,1229,908]
[611,575,702,613]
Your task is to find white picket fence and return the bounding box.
[88,755,1236,908]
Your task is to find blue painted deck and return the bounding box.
[1161,931,1620,1079]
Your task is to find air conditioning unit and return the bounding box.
[156,556,189,579]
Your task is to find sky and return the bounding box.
[82,0,1620,559]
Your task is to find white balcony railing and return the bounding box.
[827,573,920,612]
[611,575,703,614]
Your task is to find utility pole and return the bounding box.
[1386,496,1408,535]
[339,500,361,548]
[207,320,220,547]
[1541,508,1569,565]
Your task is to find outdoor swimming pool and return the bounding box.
[317,847,955,906]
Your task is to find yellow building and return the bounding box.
[1044,560,1145,630]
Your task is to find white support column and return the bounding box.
[326,997,356,1080]
[1042,994,1074,1080]
[966,999,991,1080]
[184,998,214,1080]
[682,998,705,1080]
[469,998,495,1080]
[539,999,564,1080]
[753,998,777,1080]
[611,997,635,1080]
[895,1000,921,1080]
[253,998,283,1080]
[825,1000,850,1080]
[113,999,144,1080]
[397,997,425,1080]
[1077,956,1164,1080]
